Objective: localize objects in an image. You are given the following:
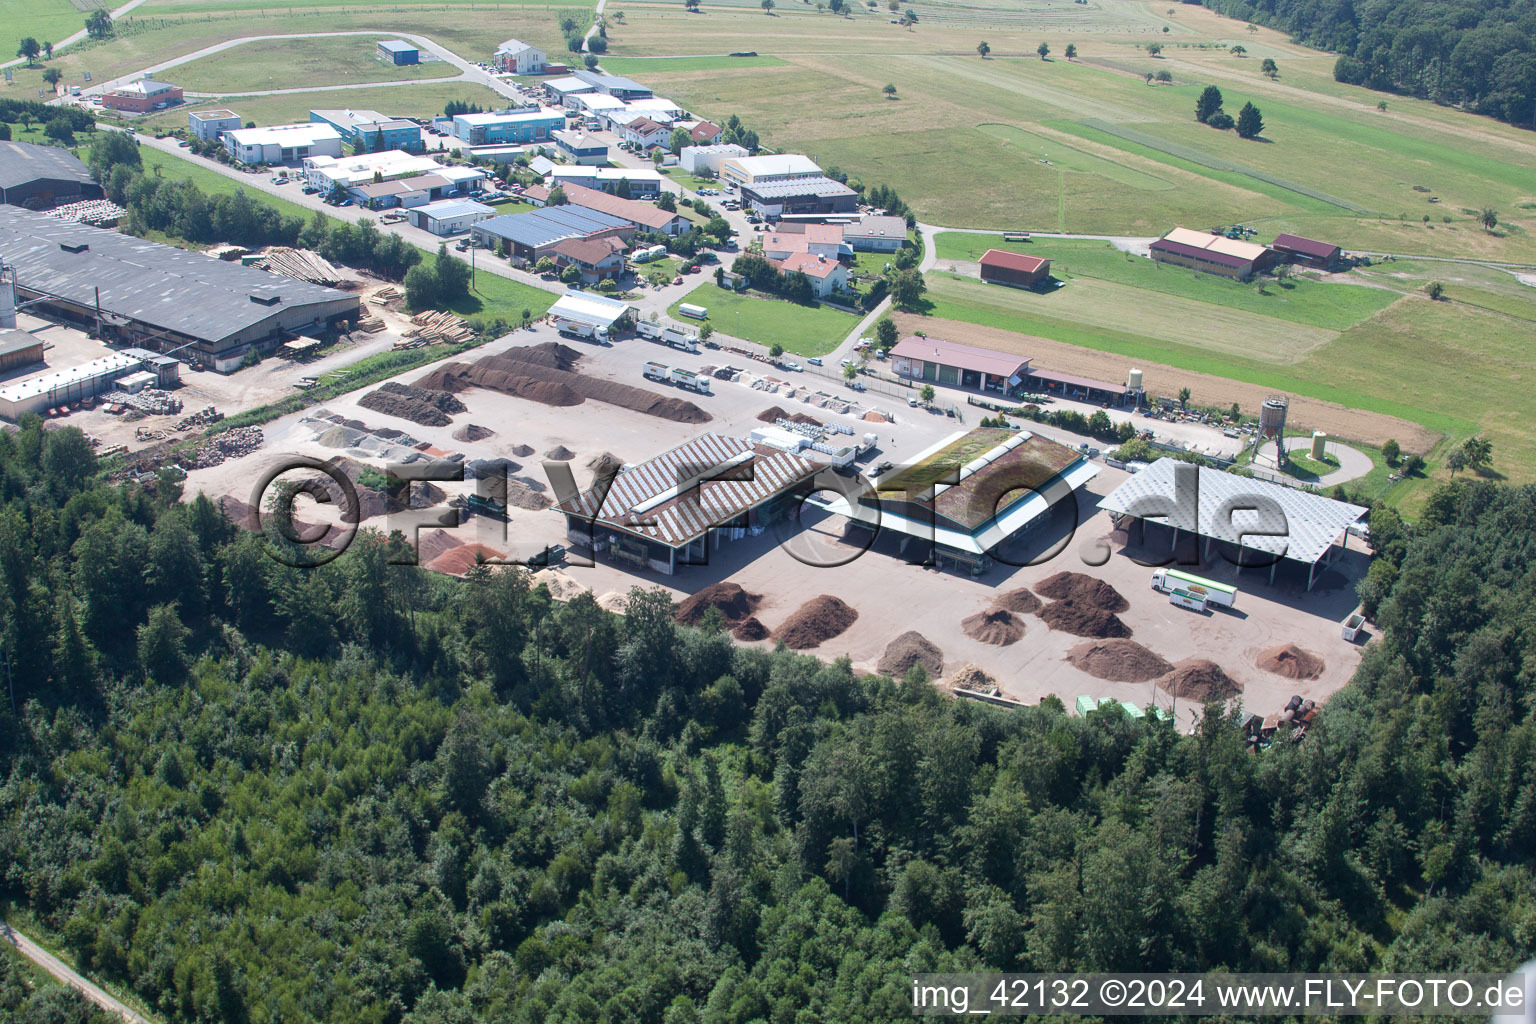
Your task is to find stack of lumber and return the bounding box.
[355,312,387,333]
[370,286,403,306]
[404,309,474,344]
[259,247,344,286]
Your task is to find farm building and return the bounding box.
[1098,459,1368,590]
[561,183,688,235]
[493,39,546,74]
[449,110,564,145]
[552,130,608,166]
[825,427,1101,577]
[890,335,1032,393]
[0,207,358,369]
[1271,233,1343,269]
[1150,227,1271,280]
[470,205,634,261]
[408,198,497,235]
[548,166,663,197]
[979,248,1051,287]
[223,123,343,165]
[187,109,241,142]
[377,40,418,65]
[0,142,102,210]
[0,330,44,373]
[310,109,422,152]
[719,154,821,187]
[572,70,653,101]
[843,215,906,253]
[1022,367,1137,405]
[551,237,627,284]
[102,78,182,113]
[555,432,821,576]
[772,253,847,298]
[680,144,747,175]
[739,177,858,218]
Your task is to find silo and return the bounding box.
[1127,368,1143,391]
[1251,394,1289,463]
[1311,431,1327,460]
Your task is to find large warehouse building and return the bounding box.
[979,248,1051,288]
[0,142,103,210]
[555,432,821,574]
[739,177,859,218]
[890,335,1032,393]
[1097,459,1367,590]
[0,208,359,369]
[1150,227,1271,280]
[470,206,634,262]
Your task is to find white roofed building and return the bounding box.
[680,144,748,175]
[224,123,344,165]
[720,153,821,186]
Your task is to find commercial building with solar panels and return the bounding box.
[1096,459,1367,590]
[554,432,821,575]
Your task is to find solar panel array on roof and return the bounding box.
[1097,458,1367,565]
[472,205,630,249]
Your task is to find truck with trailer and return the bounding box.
[643,361,669,382]
[1150,568,1237,609]
[670,368,711,394]
[554,319,610,344]
[635,320,700,353]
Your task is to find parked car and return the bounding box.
[784,361,802,371]
[673,276,684,285]
[807,357,823,366]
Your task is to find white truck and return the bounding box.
[636,320,700,353]
[1150,568,1237,609]
[670,367,712,394]
[859,432,879,452]
[643,361,669,382]
[555,319,610,344]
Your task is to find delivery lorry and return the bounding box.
[635,320,700,353]
[1150,568,1237,609]
[643,361,669,382]
[554,319,609,344]
[670,367,712,394]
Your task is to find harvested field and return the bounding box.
[992,587,1042,615]
[1067,639,1174,682]
[944,663,996,691]
[1158,659,1242,701]
[419,342,711,423]
[452,423,496,442]
[1036,572,1129,612]
[426,543,505,576]
[1039,599,1133,638]
[676,581,761,627]
[732,616,770,641]
[358,382,466,427]
[545,445,575,461]
[877,631,944,678]
[1256,643,1325,680]
[773,595,859,649]
[892,314,1436,450]
[962,608,1025,646]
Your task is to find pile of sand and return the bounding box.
[1158,659,1242,701]
[452,423,495,442]
[732,616,770,641]
[1067,639,1174,682]
[505,480,551,510]
[416,529,464,565]
[772,595,859,649]
[877,631,944,678]
[418,342,711,423]
[426,543,505,576]
[358,382,466,427]
[944,663,996,691]
[992,587,1042,615]
[962,608,1025,646]
[1035,571,1129,612]
[545,445,575,461]
[1256,643,1325,680]
[531,567,586,601]
[1039,599,1132,638]
[596,591,629,614]
[675,581,761,627]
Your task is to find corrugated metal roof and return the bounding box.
[472,205,630,248]
[1163,226,1268,261]
[980,248,1048,274]
[740,176,857,200]
[0,141,94,192]
[1096,458,1367,565]
[1150,238,1252,270]
[890,335,1030,379]
[1272,233,1340,259]
[546,290,633,327]
[556,432,820,547]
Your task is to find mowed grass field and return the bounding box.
[1,0,96,58]
[668,283,857,356]
[137,81,508,132]
[168,35,459,93]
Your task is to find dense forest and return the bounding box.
[1,415,1534,1022]
[1190,0,1536,127]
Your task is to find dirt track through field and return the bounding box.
[893,314,1437,450]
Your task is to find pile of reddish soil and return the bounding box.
[1158,659,1242,701]
[945,663,996,691]
[426,543,505,576]
[961,608,1025,646]
[418,342,711,423]
[544,445,575,461]
[992,587,1042,615]
[358,382,466,427]
[416,529,464,565]
[757,405,789,422]
[452,423,495,442]
[1256,643,1325,680]
[1067,639,1174,682]
[772,595,859,649]
[675,581,761,627]
[1039,599,1132,638]
[1035,571,1129,612]
[732,616,770,641]
[878,631,944,678]
[587,451,625,477]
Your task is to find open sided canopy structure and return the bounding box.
[1096,458,1367,588]
[544,290,633,330]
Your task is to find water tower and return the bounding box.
[1251,394,1289,465]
